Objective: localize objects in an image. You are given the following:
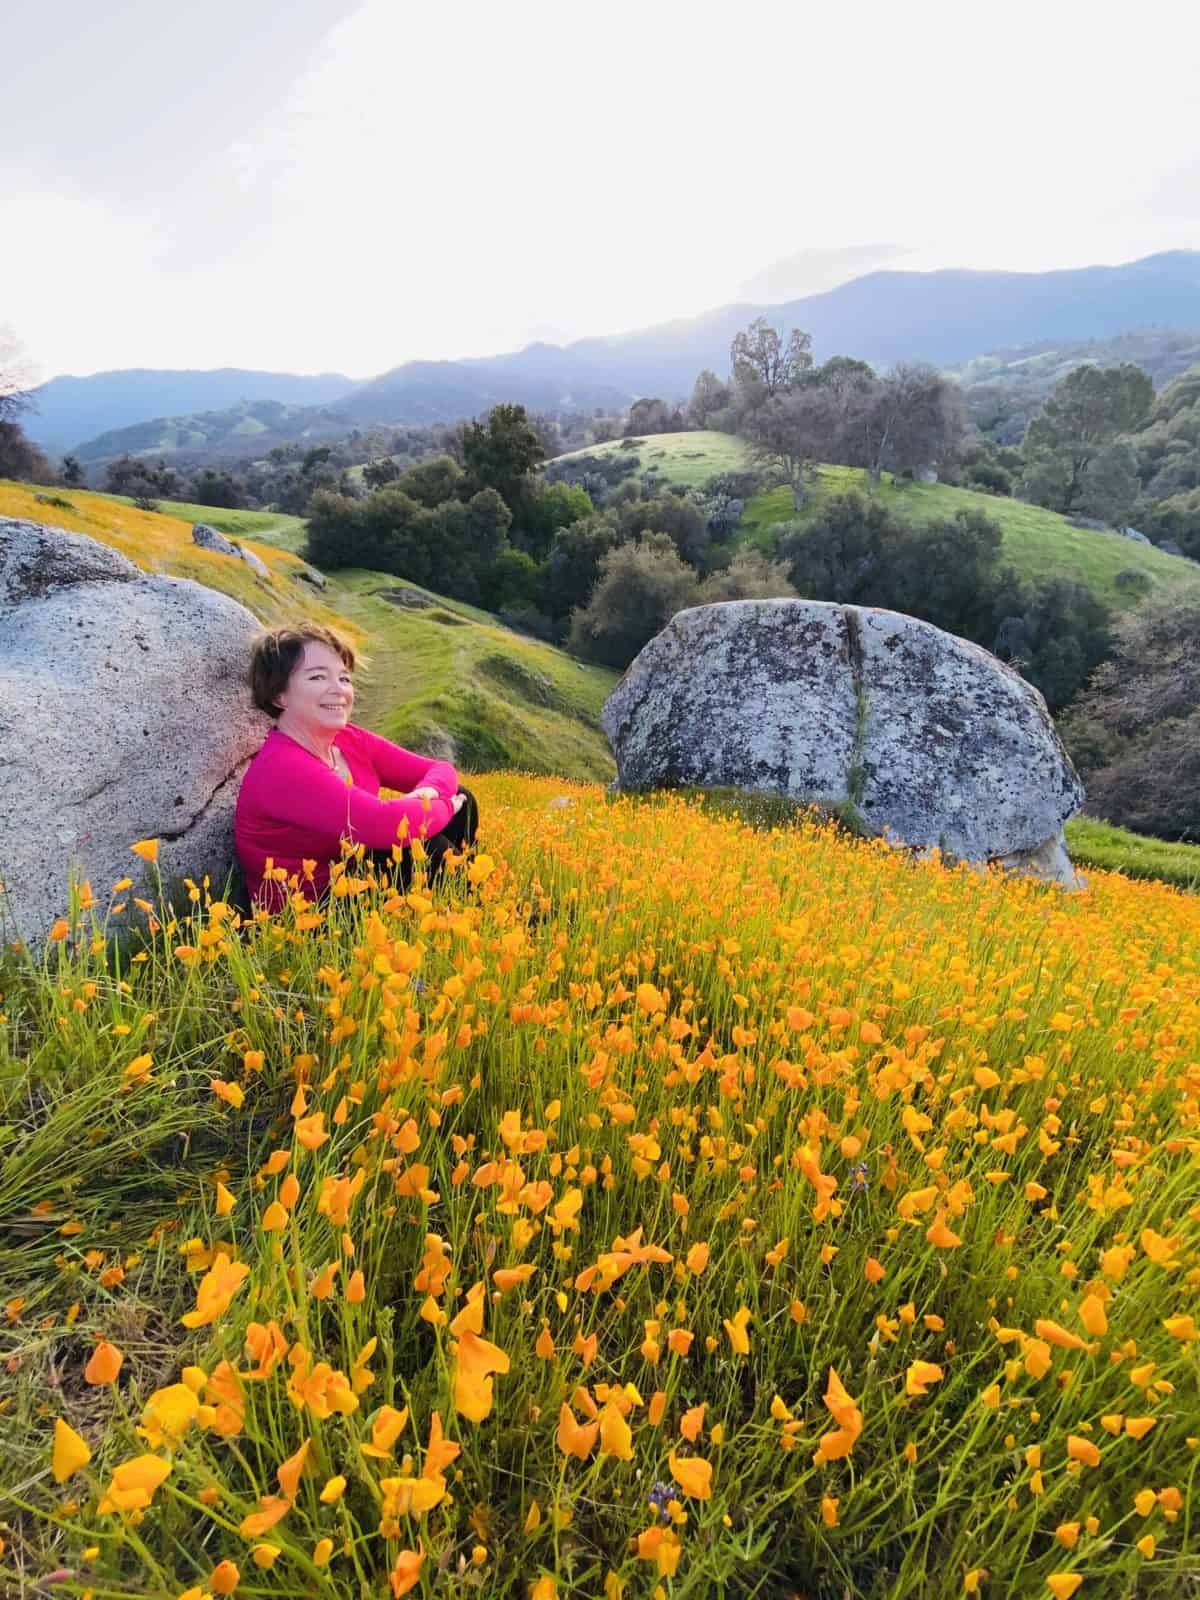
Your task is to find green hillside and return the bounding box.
[1064,817,1200,889]
[3,481,615,782]
[72,398,352,467]
[741,465,1200,610]
[549,428,753,488]
[324,573,617,779]
[95,492,309,553]
[548,434,1200,612]
[945,329,1200,443]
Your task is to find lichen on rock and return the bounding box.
[601,598,1085,885]
[0,517,270,943]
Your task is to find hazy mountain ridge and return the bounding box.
[482,250,1200,396]
[25,367,356,453]
[40,250,1200,461]
[71,397,364,468]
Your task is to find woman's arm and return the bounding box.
[349,726,459,800]
[268,757,454,848]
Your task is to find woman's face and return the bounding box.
[275,640,354,729]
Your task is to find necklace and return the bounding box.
[279,726,342,772]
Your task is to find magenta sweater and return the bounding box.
[234,723,459,908]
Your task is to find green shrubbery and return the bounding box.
[1062,590,1200,841]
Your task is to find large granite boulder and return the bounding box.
[0,518,270,943]
[601,599,1085,885]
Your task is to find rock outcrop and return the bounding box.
[192,521,271,578]
[192,521,240,557]
[0,518,270,943]
[601,599,1085,885]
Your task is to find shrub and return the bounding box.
[1114,568,1152,596]
[567,532,700,667]
[964,460,1013,496]
[695,549,796,603]
[483,547,543,612]
[513,480,593,561]
[541,514,623,633]
[616,493,710,568]
[1062,589,1200,838]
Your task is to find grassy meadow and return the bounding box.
[549,432,754,490]
[1064,821,1200,892]
[0,483,340,636]
[739,468,1200,613]
[3,782,1200,1600]
[94,497,310,556]
[4,478,1200,1596]
[329,575,616,781]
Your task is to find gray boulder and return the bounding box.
[192,521,239,556]
[601,599,1085,885]
[1119,526,1151,544]
[239,546,271,578]
[192,521,271,580]
[0,518,270,945]
[1158,539,1186,558]
[913,464,939,484]
[295,565,327,590]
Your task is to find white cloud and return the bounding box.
[4,0,1198,378]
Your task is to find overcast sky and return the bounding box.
[4,0,1198,382]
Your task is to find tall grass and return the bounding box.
[1,777,1199,1598]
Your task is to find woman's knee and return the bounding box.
[456,787,480,835]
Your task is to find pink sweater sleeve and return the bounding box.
[350,726,459,800]
[266,743,455,848]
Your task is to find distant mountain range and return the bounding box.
[25,250,1200,461]
[25,368,357,453]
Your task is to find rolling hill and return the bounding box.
[71,397,363,469]
[548,431,1200,612]
[945,328,1200,443]
[548,429,755,488]
[740,465,1200,611]
[24,367,356,454]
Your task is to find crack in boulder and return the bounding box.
[601,598,1085,886]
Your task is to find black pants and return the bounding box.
[364,787,479,892]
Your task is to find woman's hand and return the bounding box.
[450,793,467,814]
[405,786,442,801]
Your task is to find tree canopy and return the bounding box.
[1020,363,1154,519]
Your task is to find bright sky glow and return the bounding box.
[3,0,1198,381]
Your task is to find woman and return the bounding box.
[234,624,478,909]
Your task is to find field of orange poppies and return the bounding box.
[2,775,1199,1598]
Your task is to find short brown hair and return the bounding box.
[250,624,357,717]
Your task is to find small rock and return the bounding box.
[192,522,239,556]
[193,521,271,579]
[239,546,271,578]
